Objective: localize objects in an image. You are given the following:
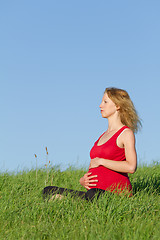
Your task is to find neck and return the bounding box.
[107,115,123,132]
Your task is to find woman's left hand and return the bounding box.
[89,158,101,169]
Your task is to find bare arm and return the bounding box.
[89,129,137,174]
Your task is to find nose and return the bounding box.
[99,102,102,108]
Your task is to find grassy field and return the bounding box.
[0,164,160,240]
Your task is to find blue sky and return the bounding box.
[0,1,160,173]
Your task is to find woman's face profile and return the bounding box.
[99,93,119,118]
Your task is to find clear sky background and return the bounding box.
[0,1,160,173]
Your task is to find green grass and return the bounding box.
[0,164,160,240]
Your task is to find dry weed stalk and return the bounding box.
[45,147,50,186]
[35,147,53,187]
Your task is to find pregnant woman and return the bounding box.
[43,87,141,201]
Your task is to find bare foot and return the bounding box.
[49,194,64,202]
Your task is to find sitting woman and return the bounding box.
[43,87,141,201]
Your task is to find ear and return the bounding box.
[116,105,120,111]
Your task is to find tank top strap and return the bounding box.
[113,126,129,139]
[95,126,130,146]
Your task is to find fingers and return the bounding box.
[85,183,97,190]
[84,180,98,188]
[84,172,98,179]
[85,172,92,176]
[85,184,97,189]
[88,175,98,179]
[83,172,98,189]
[89,179,98,183]
[85,184,97,190]
[84,182,98,188]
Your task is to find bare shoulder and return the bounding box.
[117,128,135,148]
[122,128,134,137]
[120,128,135,144]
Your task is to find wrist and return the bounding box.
[99,158,104,166]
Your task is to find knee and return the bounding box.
[42,186,58,199]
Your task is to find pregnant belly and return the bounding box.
[88,166,132,191]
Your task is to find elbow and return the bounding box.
[128,165,137,174]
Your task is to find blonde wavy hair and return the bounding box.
[105,87,142,133]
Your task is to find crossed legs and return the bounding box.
[43,186,106,201]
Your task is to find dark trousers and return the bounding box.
[43,186,105,201]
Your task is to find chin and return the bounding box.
[101,114,106,118]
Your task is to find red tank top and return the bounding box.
[88,126,132,193]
